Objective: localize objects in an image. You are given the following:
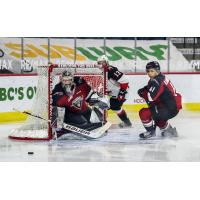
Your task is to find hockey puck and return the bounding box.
[28,152,34,155]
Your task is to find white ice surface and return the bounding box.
[0,110,200,161]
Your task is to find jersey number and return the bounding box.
[114,71,122,78]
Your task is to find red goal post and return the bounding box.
[9,64,108,141]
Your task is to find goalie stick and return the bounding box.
[13,108,111,140]
[62,121,112,140]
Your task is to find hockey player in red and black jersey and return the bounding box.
[97,55,132,128]
[138,61,182,139]
[52,70,110,138]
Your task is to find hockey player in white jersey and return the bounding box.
[97,55,132,128]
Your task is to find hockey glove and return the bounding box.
[88,93,110,110]
[138,86,148,97]
[117,89,127,102]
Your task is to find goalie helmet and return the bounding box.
[97,55,109,69]
[61,70,74,92]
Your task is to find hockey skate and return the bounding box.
[139,129,156,139]
[119,119,132,128]
[161,124,178,137]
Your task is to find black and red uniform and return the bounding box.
[52,77,93,126]
[138,73,182,131]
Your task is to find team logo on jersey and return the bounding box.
[71,96,83,110]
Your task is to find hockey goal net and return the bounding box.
[9,64,107,140]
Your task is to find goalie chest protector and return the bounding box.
[54,77,91,113]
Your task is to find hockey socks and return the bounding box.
[117,109,132,127]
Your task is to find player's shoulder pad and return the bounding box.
[150,74,164,86]
[52,82,64,95]
[149,78,160,87]
[108,65,123,80]
[54,82,63,90]
[74,76,86,85]
[108,65,120,72]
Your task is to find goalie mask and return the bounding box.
[97,55,109,69]
[61,71,74,93]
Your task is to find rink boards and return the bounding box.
[0,73,200,123]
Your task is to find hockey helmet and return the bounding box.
[146,61,160,72]
[97,55,109,64]
[61,70,74,86]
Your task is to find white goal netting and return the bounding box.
[9,64,107,140]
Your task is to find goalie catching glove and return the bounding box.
[88,93,110,110]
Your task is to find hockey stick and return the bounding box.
[13,108,50,122]
[14,108,59,128]
[13,108,111,140]
[62,121,112,139]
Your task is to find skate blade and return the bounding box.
[161,128,178,138]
